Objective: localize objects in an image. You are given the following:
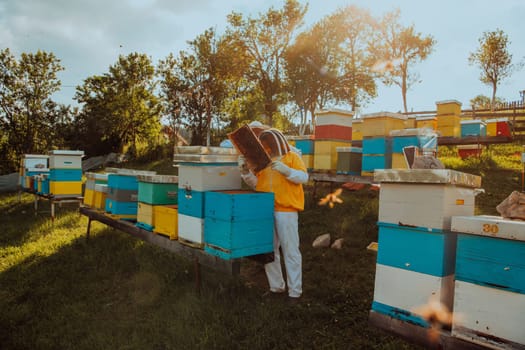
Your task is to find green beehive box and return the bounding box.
[138,175,179,205]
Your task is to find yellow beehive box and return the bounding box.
[391,153,409,169]
[301,154,314,170]
[436,100,462,116]
[83,188,95,207]
[137,202,154,226]
[485,120,497,136]
[438,125,461,137]
[405,116,417,129]
[437,114,461,127]
[49,181,82,196]
[416,116,437,130]
[93,184,108,210]
[361,112,407,138]
[93,191,107,210]
[153,205,178,240]
[314,140,352,170]
[352,119,363,141]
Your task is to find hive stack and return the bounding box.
[136,174,179,237]
[289,136,314,171]
[313,109,353,171]
[460,119,486,137]
[174,146,241,248]
[371,169,481,329]
[48,150,84,197]
[450,216,525,348]
[204,190,274,259]
[336,147,362,175]
[83,173,109,207]
[105,169,156,220]
[485,118,511,137]
[20,154,49,191]
[436,100,462,137]
[360,112,406,176]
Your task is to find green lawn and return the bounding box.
[1,146,522,350]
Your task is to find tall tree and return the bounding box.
[226,0,307,126]
[0,49,67,173]
[369,9,435,113]
[74,53,161,156]
[158,28,233,146]
[469,29,521,111]
[337,5,377,112]
[285,10,345,134]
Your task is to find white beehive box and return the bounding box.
[178,213,204,246]
[372,264,455,327]
[374,169,481,230]
[450,215,525,348]
[178,164,241,192]
[48,150,85,169]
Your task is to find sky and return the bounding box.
[1,0,525,116]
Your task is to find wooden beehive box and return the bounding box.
[204,190,274,260]
[374,169,481,230]
[451,215,525,348]
[228,124,271,173]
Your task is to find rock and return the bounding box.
[331,238,344,249]
[312,233,331,248]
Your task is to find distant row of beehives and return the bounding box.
[287,100,511,174]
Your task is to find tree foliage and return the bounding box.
[369,9,435,113]
[158,28,234,146]
[74,53,161,156]
[226,0,307,126]
[0,49,68,173]
[469,29,520,111]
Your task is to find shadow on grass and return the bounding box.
[0,188,421,350]
[0,192,82,247]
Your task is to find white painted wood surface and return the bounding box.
[177,213,204,244]
[452,280,525,346]
[373,263,455,313]
[178,164,241,192]
[451,215,525,241]
[378,183,476,229]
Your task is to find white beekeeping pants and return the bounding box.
[264,211,302,298]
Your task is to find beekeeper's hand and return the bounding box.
[238,155,249,175]
[271,160,291,177]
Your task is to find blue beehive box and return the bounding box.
[177,187,205,218]
[204,190,274,260]
[361,154,391,172]
[49,168,83,181]
[294,139,315,155]
[451,215,525,347]
[105,199,138,215]
[461,120,486,137]
[376,222,457,277]
[108,173,139,191]
[362,137,392,155]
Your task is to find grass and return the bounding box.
[1,145,523,350]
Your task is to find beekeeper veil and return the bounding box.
[258,128,291,159]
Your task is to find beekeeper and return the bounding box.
[238,128,308,302]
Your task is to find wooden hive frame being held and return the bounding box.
[228,124,271,173]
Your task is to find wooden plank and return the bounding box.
[309,172,372,184]
[438,136,514,145]
[368,310,489,350]
[79,206,241,276]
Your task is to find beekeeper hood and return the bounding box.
[259,128,291,159]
